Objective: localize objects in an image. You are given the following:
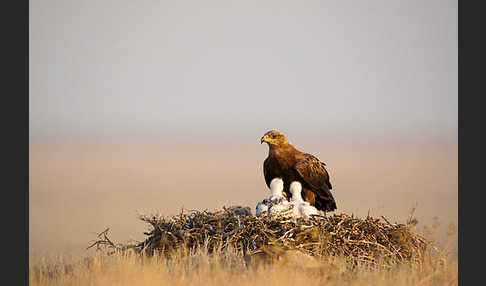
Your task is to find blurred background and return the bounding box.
[30,0,457,257]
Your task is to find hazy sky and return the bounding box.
[30,0,457,140]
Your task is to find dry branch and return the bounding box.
[89,206,430,267]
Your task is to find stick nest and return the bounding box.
[88,206,429,267]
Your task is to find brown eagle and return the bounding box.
[261,130,337,212]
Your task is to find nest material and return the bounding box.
[89,206,429,266]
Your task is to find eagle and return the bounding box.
[261,130,337,212]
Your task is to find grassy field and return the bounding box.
[29,206,458,286]
[30,238,457,286]
[29,137,457,285]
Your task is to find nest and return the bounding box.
[88,206,429,267]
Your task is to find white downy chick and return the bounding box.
[269,177,285,200]
[256,198,269,216]
[255,178,293,217]
[267,178,293,216]
[289,181,319,218]
[256,178,285,216]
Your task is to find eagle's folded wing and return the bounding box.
[294,154,332,190]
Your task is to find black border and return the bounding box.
[4,1,28,285]
[458,1,483,285]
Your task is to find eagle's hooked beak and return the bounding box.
[260,135,266,144]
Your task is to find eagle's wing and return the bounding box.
[294,153,332,190]
[321,162,332,189]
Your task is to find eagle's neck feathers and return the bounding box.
[268,143,298,166]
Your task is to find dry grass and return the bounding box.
[29,242,457,286]
[30,207,457,286]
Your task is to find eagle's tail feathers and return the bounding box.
[315,188,337,212]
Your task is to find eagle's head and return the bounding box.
[261,130,289,147]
